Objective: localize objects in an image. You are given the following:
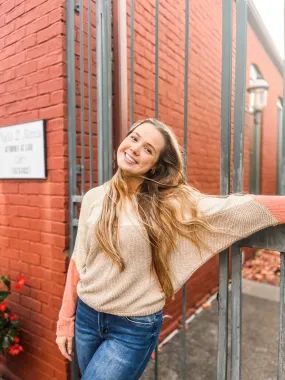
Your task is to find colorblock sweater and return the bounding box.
[56,184,285,337]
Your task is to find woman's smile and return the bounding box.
[124,152,137,165]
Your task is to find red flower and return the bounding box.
[10,313,18,321]
[0,301,7,311]
[8,344,23,356]
[13,336,20,343]
[15,274,26,290]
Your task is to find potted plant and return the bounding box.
[0,274,26,380]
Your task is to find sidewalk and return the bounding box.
[141,280,281,380]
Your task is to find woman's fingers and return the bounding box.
[56,336,73,361]
[67,337,73,356]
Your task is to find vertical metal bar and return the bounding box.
[80,0,85,194]
[233,0,247,194]
[130,0,134,126]
[277,101,283,195]
[218,0,232,379]
[155,0,159,119]
[280,48,285,195]
[66,0,79,379]
[154,1,160,378]
[231,244,242,380]
[88,0,93,188]
[231,3,247,379]
[254,111,261,194]
[277,252,285,380]
[97,0,113,185]
[181,1,190,380]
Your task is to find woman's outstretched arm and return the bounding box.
[170,193,285,292]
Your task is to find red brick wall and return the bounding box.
[0,0,69,379]
[0,0,282,378]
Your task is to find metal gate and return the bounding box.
[65,0,285,379]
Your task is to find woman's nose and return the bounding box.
[130,146,139,155]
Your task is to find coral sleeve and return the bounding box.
[251,195,285,224]
[56,260,79,337]
[56,190,93,337]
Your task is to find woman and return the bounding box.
[56,118,285,379]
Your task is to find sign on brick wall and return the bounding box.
[0,120,47,179]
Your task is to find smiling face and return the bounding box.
[117,122,166,178]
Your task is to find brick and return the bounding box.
[26,40,49,60]
[6,77,25,92]
[2,248,19,260]
[15,84,37,100]
[20,295,41,313]
[46,156,67,170]
[0,20,15,38]
[29,263,51,278]
[30,242,52,256]
[4,26,26,47]
[37,49,62,70]
[37,94,50,108]
[18,206,40,219]
[37,21,63,44]
[0,43,16,61]
[15,33,37,52]
[50,89,65,104]
[0,67,15,84]
[26,14,49,34]
[19,183,40,194]
[0,236,9,247]
[26,67,50,86]
[39,104,64,119]
[41,232,66,247]
[6,3,25,22]
[38,77,64,95]
[41,281,64,298]
[29,219,53,233]
[15,9,37,29]
[19,229,41,242]
[20,251,40,265]
[8,216,29,229]
[1,0,16,14]
[46,117,66,132]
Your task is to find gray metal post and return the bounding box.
[255,111,261,194]
[66,0,80,379]
[218,0,233,378]
[130,0,134,127]
[88,0,93,188]
[181,0,190,379]
[97,0,113,185]
[231,1,247,379]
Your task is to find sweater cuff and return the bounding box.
[56,320,75,337]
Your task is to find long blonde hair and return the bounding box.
[95,119,219,297]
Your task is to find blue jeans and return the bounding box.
[75,297,164,379]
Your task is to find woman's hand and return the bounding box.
[56,336,73,361]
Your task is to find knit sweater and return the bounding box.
[56,184,285,337]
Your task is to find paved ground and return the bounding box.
[141,280,282,380]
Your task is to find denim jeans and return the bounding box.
[75,297,164,380]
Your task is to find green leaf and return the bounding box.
[10,321,20,328]
[3,335,10,349]
[0,291,10,302]
[1,275,10,290]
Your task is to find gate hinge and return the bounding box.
[76,164,83,174]
[74,2,80,13]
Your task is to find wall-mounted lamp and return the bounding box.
[247,78,269,112]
